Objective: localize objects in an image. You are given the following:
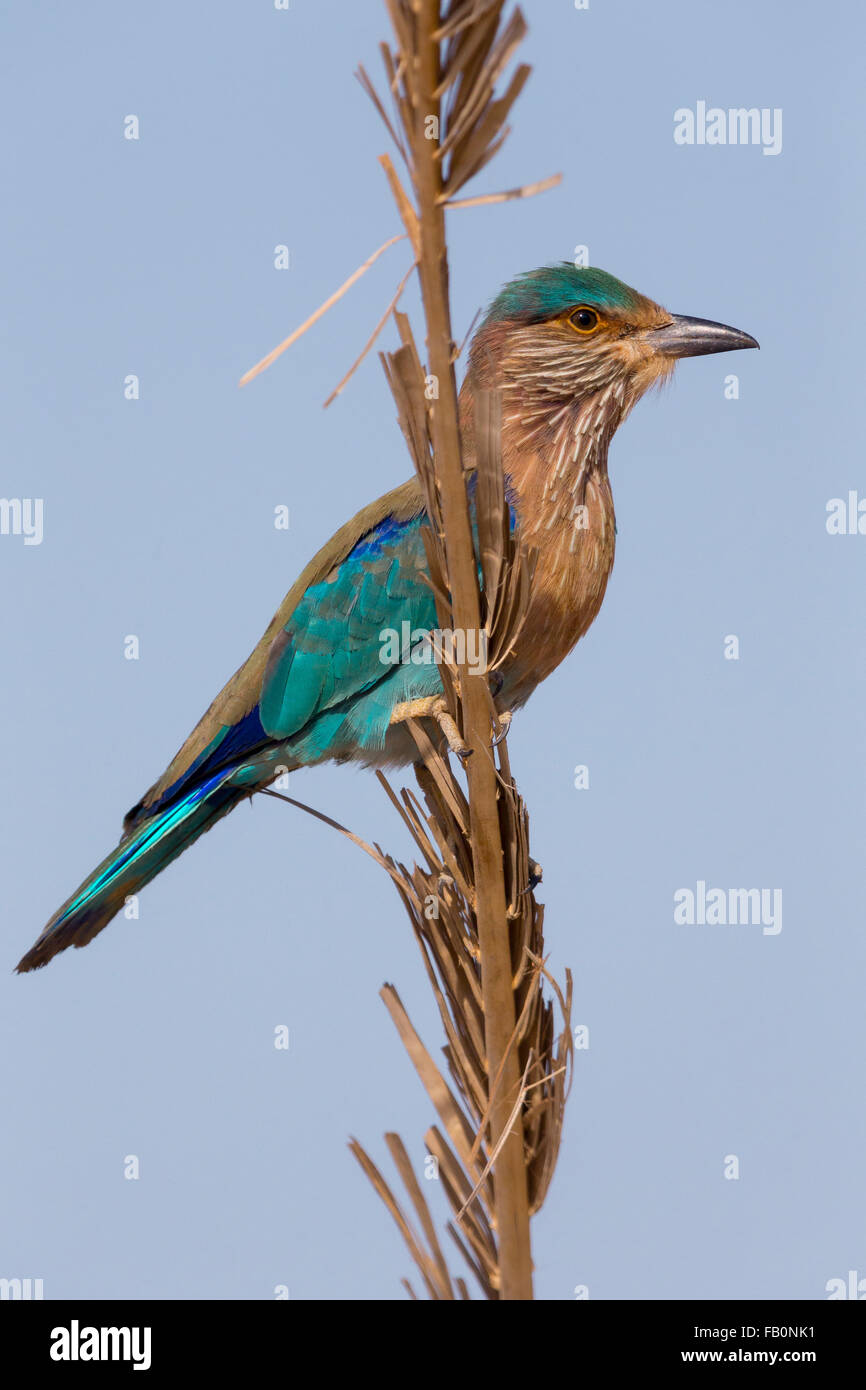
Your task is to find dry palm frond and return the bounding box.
[441,170,561,208]
[336,0,577,1302]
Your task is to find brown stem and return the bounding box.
[411,0,533,1301]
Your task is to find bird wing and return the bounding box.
[127,477,427,825]
[259,511,434,737]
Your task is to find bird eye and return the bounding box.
[569,306,600,334]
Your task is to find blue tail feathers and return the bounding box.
[16,770,248,972]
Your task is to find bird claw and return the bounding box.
[491,710,512,748]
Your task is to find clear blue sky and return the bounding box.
[1,0,863,1300]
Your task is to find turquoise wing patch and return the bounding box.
[259,512,438,740]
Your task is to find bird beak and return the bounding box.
[651,314,760,359]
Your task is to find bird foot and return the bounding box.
[390,695,472,760]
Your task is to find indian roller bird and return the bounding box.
[17,265,758,972]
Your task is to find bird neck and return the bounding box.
[458,367,621,699]
[459,372,622,544]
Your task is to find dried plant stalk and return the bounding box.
[407,0,534,1302]
[346,0,573,1301]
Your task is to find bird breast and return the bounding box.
[499,408,618,705]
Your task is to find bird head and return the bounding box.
[468,263,758,433]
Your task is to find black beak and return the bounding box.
[652,314,759,359]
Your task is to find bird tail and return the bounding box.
[16,769,251,973]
